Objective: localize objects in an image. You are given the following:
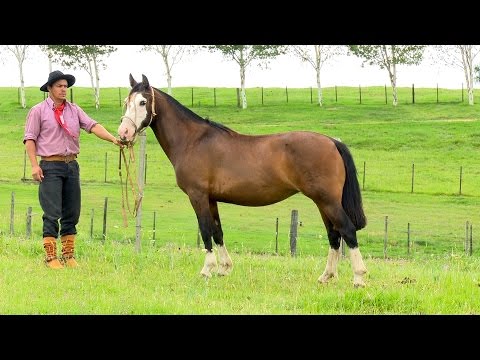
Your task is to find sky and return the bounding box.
[0,45,471,90]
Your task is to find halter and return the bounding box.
[120,86,157,136]
[118,86,157,222]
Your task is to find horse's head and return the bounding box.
[118,74,156,145]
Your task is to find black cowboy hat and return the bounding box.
[40,70,76,92]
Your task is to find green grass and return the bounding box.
[1,85,479,314]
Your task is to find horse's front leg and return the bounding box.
[189,193,218,278]
[210,200,233,276]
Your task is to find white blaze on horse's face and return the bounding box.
[118,92,148,143]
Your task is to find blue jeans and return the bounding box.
[39,160,81,238]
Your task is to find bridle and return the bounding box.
[120,86,157,139]
[118,86,157,223]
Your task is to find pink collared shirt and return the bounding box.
[23,97,98,157]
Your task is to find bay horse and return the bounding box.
[118,74,368,287]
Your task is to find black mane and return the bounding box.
[132,83,235,134]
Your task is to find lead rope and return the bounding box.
[119,144,143,226]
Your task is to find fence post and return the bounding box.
[465,221,470,255]
[236,88,240,108]
[285,86,288,103]
[469,224,473,256]
[407,222,410,255]
[384,84,387,104]
[359,85,362,104]
[412,83,415,104]
[214,88,216,107]
[310,87,313,104]
[335,85,338,102]
[411,163,415,193]
[119,87,122,107]
[197,225,201,248]
[289,210,298,257]
[362,161,366,191]
[436,84,439,103]
[275,217,279,255]
[90,209,94,240]
[70,88,73,103]
[153,211,156,245]
[102,197,108,243]
[26,206,32,239]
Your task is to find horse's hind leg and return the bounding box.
[318,203,367,287]
[210,200,233,276]
[317,211,341,284]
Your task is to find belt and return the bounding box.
[41,154,77,163]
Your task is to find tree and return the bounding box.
[432,45,480,105]
[348,45,426,106]
[140,45,198,95]
[2,45,30,108]
[204,45,287,109]
[38,45,54,73]
[46,45,117,109]
[291,45,345,106]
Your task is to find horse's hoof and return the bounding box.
[217,264,232,276]
[318,272,337,284]
[200,269,212,278]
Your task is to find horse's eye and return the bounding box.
[140,100,147,106]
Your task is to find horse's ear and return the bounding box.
[141,74,150,88]
[129,73,137,88]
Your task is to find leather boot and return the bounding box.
[43,237,63,269]
[61,234,79,268]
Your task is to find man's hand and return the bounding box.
[32,165,44,182]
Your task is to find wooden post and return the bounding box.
[310,87,313,104]
[102,197,108,244]
[335,85,338,102]
[214,88,216,107]
[285,86,288,103]
[10,192,14,235]
[144,153,147,185]
[153,211,156,244]
[275,217,279,255]
[197,225,201,248]
[384,84,387,104]
[465,221,470,254]
[359,85,362,104]
[261,87,264,106]
[411,163,415,193]
[384,215,388,259]
[407,222,410,255]
[289,210,298,257]
[26,206,32,239]
[236,88,240,108]
[412,83,415,104]
[70,88,73,103]
[119,87,122,107]
[362,161,366,191]
[191,88,194,107]
[436,84,439,103]
[23,150,27,180]
[90,209,94,240]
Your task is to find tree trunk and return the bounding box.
[240,64,247,109]
[93,57,100,110]
[316,67,323,107]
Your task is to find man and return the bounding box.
[23,70,123,269]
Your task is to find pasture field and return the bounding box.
[1,85,479,314]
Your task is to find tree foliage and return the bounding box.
[45,45,117,109]
[348,45,426,106]
[204,45,287,109]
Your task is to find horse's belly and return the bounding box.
[213,183,298,206]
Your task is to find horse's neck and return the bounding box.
[152,94,205,165]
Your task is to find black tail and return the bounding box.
[333,139,367,230]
